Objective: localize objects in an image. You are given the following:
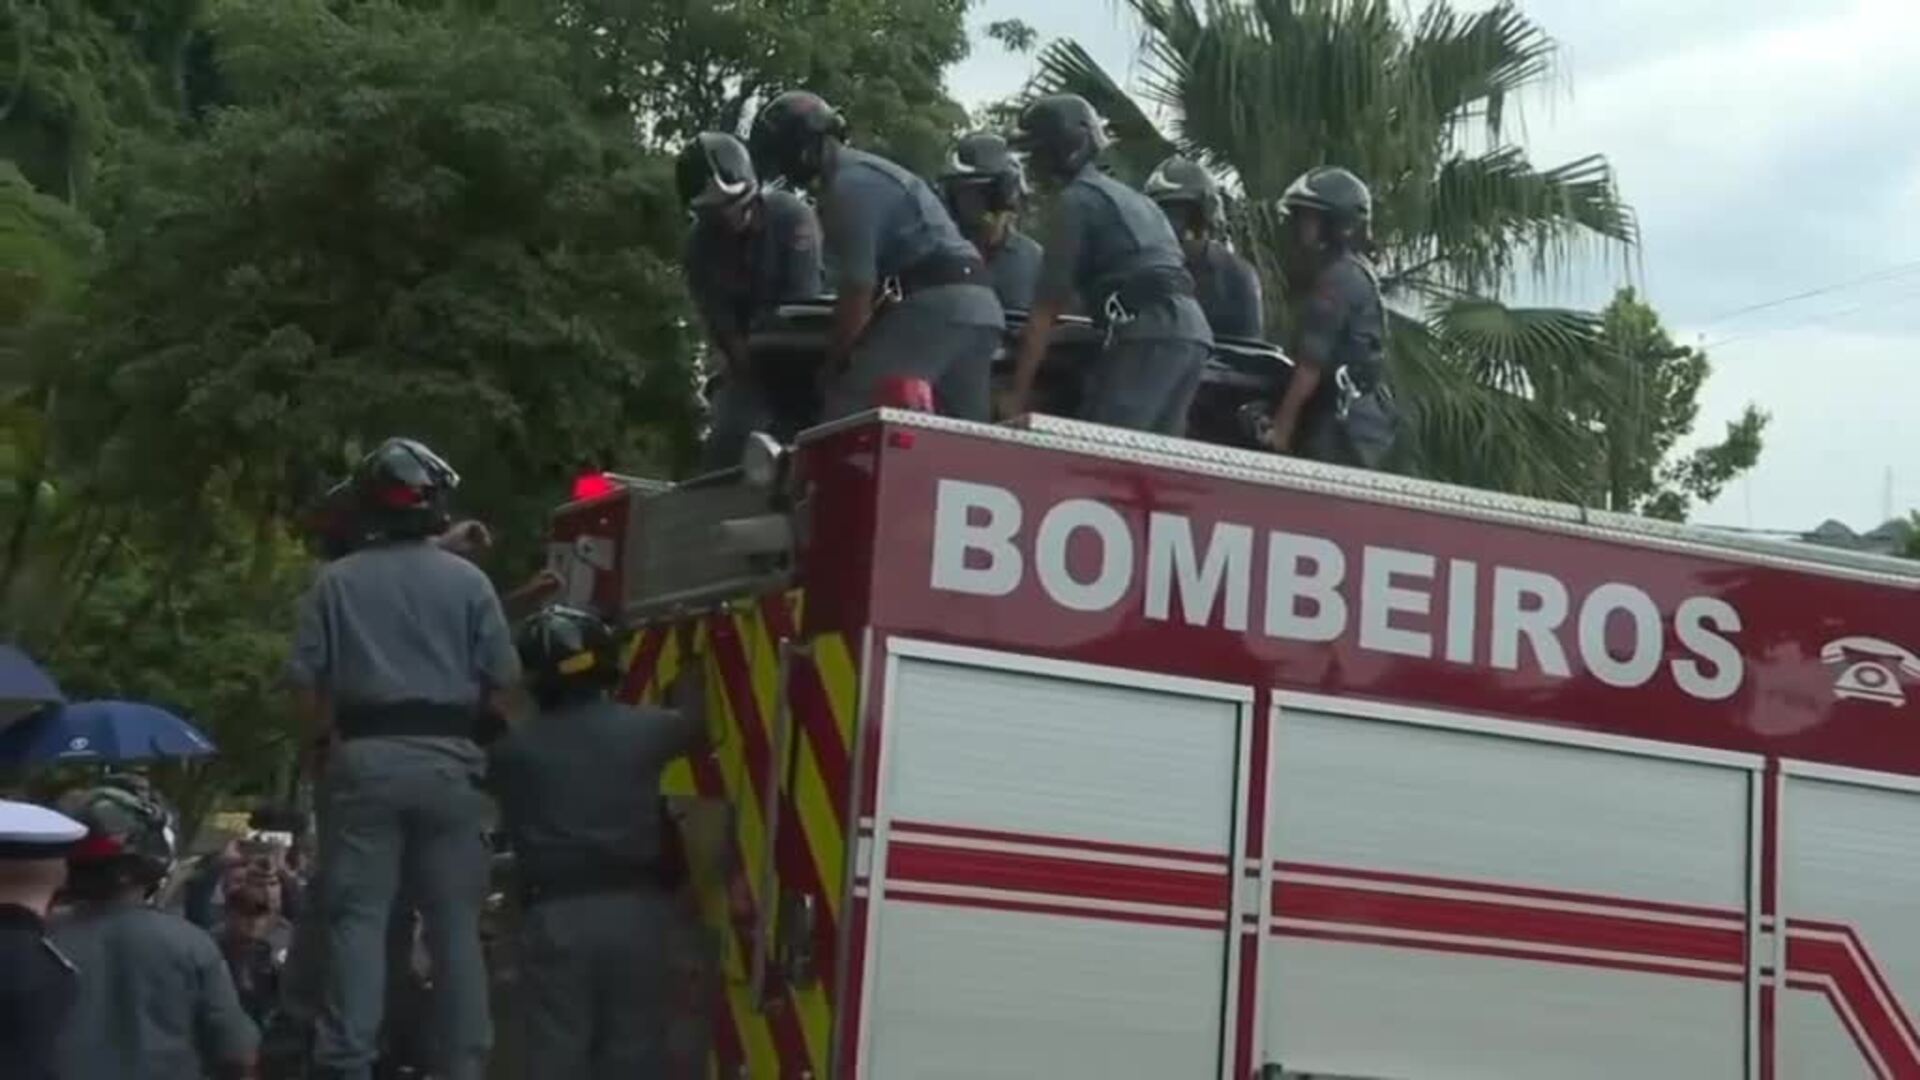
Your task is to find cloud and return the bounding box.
[1685,328,1920,531]
[1515,0,1920,322]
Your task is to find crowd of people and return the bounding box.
[3,437,702,1080]
[683,89,1396,472]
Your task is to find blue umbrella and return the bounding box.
[0,645,65,728]
[0,699,217,765]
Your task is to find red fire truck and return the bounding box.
[550,409,1920,1080]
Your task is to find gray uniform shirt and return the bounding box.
[683,189,825,347]
[1294,252,1387,388]
[54,902,260,1080]
[985,229,1044,312]
[1192,240,1265,340]
[287,541,517,767]
[821,147,1001,327]
[488,698,704,886]
[1036,166,1212,344]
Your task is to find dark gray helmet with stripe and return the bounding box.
[1008,94,1110,181]
[749,90,848,189]
[940,131,1026,212]
[1144,155,1223,227]
[676,132,757,211]
[1279,166,1373,239]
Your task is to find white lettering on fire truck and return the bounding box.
[930,479,1746,701]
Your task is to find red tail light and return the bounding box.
[572,472,618,501]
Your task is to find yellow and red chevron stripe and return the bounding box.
[618,590,857,1079]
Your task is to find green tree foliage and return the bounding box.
[1,0,206,201]
[1585,288,1767,521]
[2,0,986,826]
[43,493,313,838]
[1,163,97,618]
[985,19,1039,54]
[552,0,972,171]
[1033,0,1641,498]
[55,0,700,559]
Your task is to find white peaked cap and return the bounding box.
[0,798,87,859]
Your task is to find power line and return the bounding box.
[1702,277,1920,350]
[1697,257,1920,329]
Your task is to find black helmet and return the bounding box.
[61,779,177,888]
[1009,94,1109,181]
[676,132,757,213]
[303,477,368,560]
[517,605,618,701]
[1144,156,1222,230]
[351,437,458,540]
[939,131,1026,214]
[749,91,848,189]
[1279,166,1373,246]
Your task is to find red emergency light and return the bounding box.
[874,376,935,413]
[572,472,619,502]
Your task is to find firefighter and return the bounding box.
[287,437,515,1080]
[749,90,1005,421]
[0,799,86,1080]
[678,131,826,469]
[488,605,705,1079]
[1001,94,1214,435]
[1263,166,1397,467]
[1144,155,1264,340]
[52,782,260,1080]
[938,131,1043,311]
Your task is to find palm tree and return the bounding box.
[1032,0,1637,498]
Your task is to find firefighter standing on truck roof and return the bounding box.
[488,605,705,1080]
[938,131,1043,312]
[678,131,826,469]
[1001,94,1215,435]
[1264,166,1397,467]
[0,799,86,1080]
[288,437,515,1080]
[750,90,1006,422]
[52,781,260,1080]
[1144,156,1264,340]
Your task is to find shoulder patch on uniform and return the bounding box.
[40,936,76,973]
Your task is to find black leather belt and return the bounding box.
[519,861,662,908]
[888,253,987,298]
[1118,265,1197,306]
[1103,265,1198,324]
[335,700,479,742]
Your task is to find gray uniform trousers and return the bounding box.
[314,741,493,1080]
[516,889,673,1079]
[698,374,774,473]
[824,284,1003,423]
[1082,335,1211,436]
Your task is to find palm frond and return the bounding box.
[1393,148,1636,292]
[1030,40,1177,181]
[1427,297,1609,407]
[1388,306,1598,501]
[1403,1,1555,140]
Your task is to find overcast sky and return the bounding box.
[948,0,1920,533]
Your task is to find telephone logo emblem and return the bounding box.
[1820,637,1920,707]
